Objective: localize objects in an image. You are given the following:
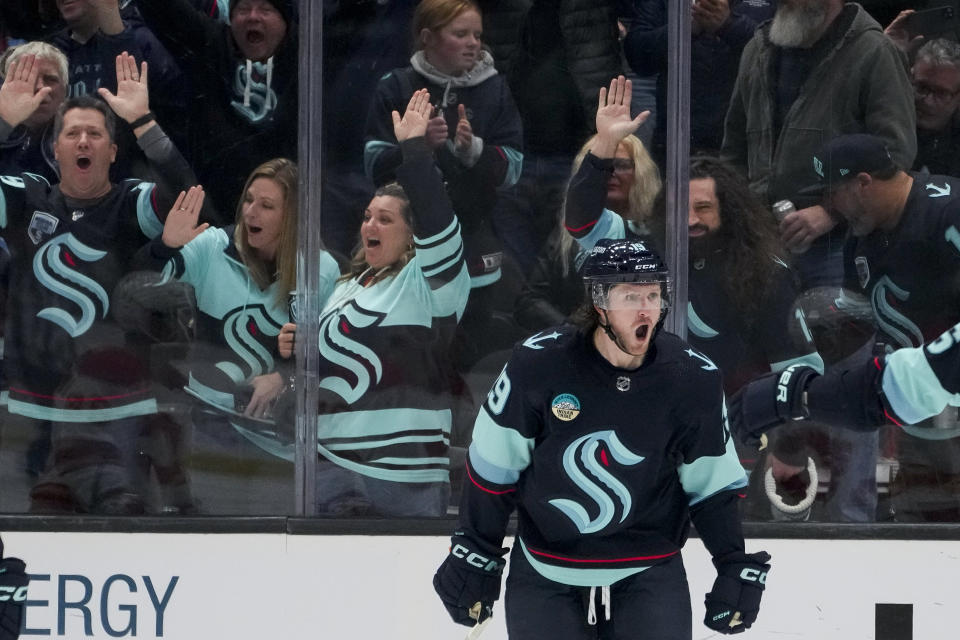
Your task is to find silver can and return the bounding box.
[772,199,796,222]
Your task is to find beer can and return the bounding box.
[772,199,796,222]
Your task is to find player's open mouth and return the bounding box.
[635,324,649,339]
[247,30,265,45]
[76,157,91,170]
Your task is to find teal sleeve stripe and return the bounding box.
[323,434,451,451]
[471,407,535,474]
[317,407,452,440]
[680,432,748,506]
[317,444,450,484]
[8,398,158,422]
[518,539,648,587]
[135,182,164,239]
[468,441,520,485]
[469,269,501,289]
[687,302,719,339]
[363,140,396,179]
[0,182,6,229]
[429,267,470,320]
[232,424,296,461]
[368,456,450,466]
[421,242,464,279]
[501,147,523,187]
[884,346,960,425]
[186,372,235,407]
[770,351,825,375]
[417,215,460,247]
[575,209,624,252]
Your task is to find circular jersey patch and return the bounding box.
[551,394,581,421]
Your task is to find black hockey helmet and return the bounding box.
[581,238,671,312]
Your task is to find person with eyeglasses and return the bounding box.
[907,39,960,178]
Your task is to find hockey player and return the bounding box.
[0,53,199,513]
[434,238,771,638]
[0,537,28,640]
[730,318,960,448]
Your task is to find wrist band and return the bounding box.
[129,111,155,129]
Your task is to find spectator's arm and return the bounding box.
[719,43,752,175]
[135,0,221,57]
[363,73,405,185]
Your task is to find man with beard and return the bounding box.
[567,77,871,522]
[721,0,916,291]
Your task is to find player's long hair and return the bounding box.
[234,158,299,304]
[674,156,786,322]
[342,183,416,286]
[555,134,661,277]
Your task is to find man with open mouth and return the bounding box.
[0,53,201,514]
[436,238,771,639]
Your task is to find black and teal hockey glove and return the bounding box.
[0,540,29,640]
[728,365,818,447]
[433,531,506,627]
[704,551,771,634]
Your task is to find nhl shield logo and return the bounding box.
[616,376,630,392]
[855,256,870,289]
[551,393,581,421]
[28,211,59,245]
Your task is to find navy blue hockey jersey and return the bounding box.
[461,326,747,586]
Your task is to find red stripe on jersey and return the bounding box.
[565,220,597,234]
[465,460,516,495]
[526,546,679,564]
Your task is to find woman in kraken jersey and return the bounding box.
[434,239,770,638]
[279,89,470,517]
[144,158,339,512]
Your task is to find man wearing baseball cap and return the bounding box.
[805,132,960,522]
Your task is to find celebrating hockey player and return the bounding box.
[434,238,770,638]
[730,317,960,449]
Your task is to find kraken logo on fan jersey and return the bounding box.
[318,300,388,404]
[220,305,284,381]
[231,61,279,123]
[550,431,645,534]
[871,275,923,349]
[33,233,108,337]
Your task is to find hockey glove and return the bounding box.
[0,541,29,640]
[433,531,506,627]
[704,551,771,634]
[728,365,819,448]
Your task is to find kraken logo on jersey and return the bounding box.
[231,61,279,123]
[33,233,108,337]
[549,430,645,534]
[871,275,924,348]
[219,304,284,382]
[318,300,388,404]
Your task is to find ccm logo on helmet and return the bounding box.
[452,544,500,572]
[740,568,767,584]
[0,585,28,602]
